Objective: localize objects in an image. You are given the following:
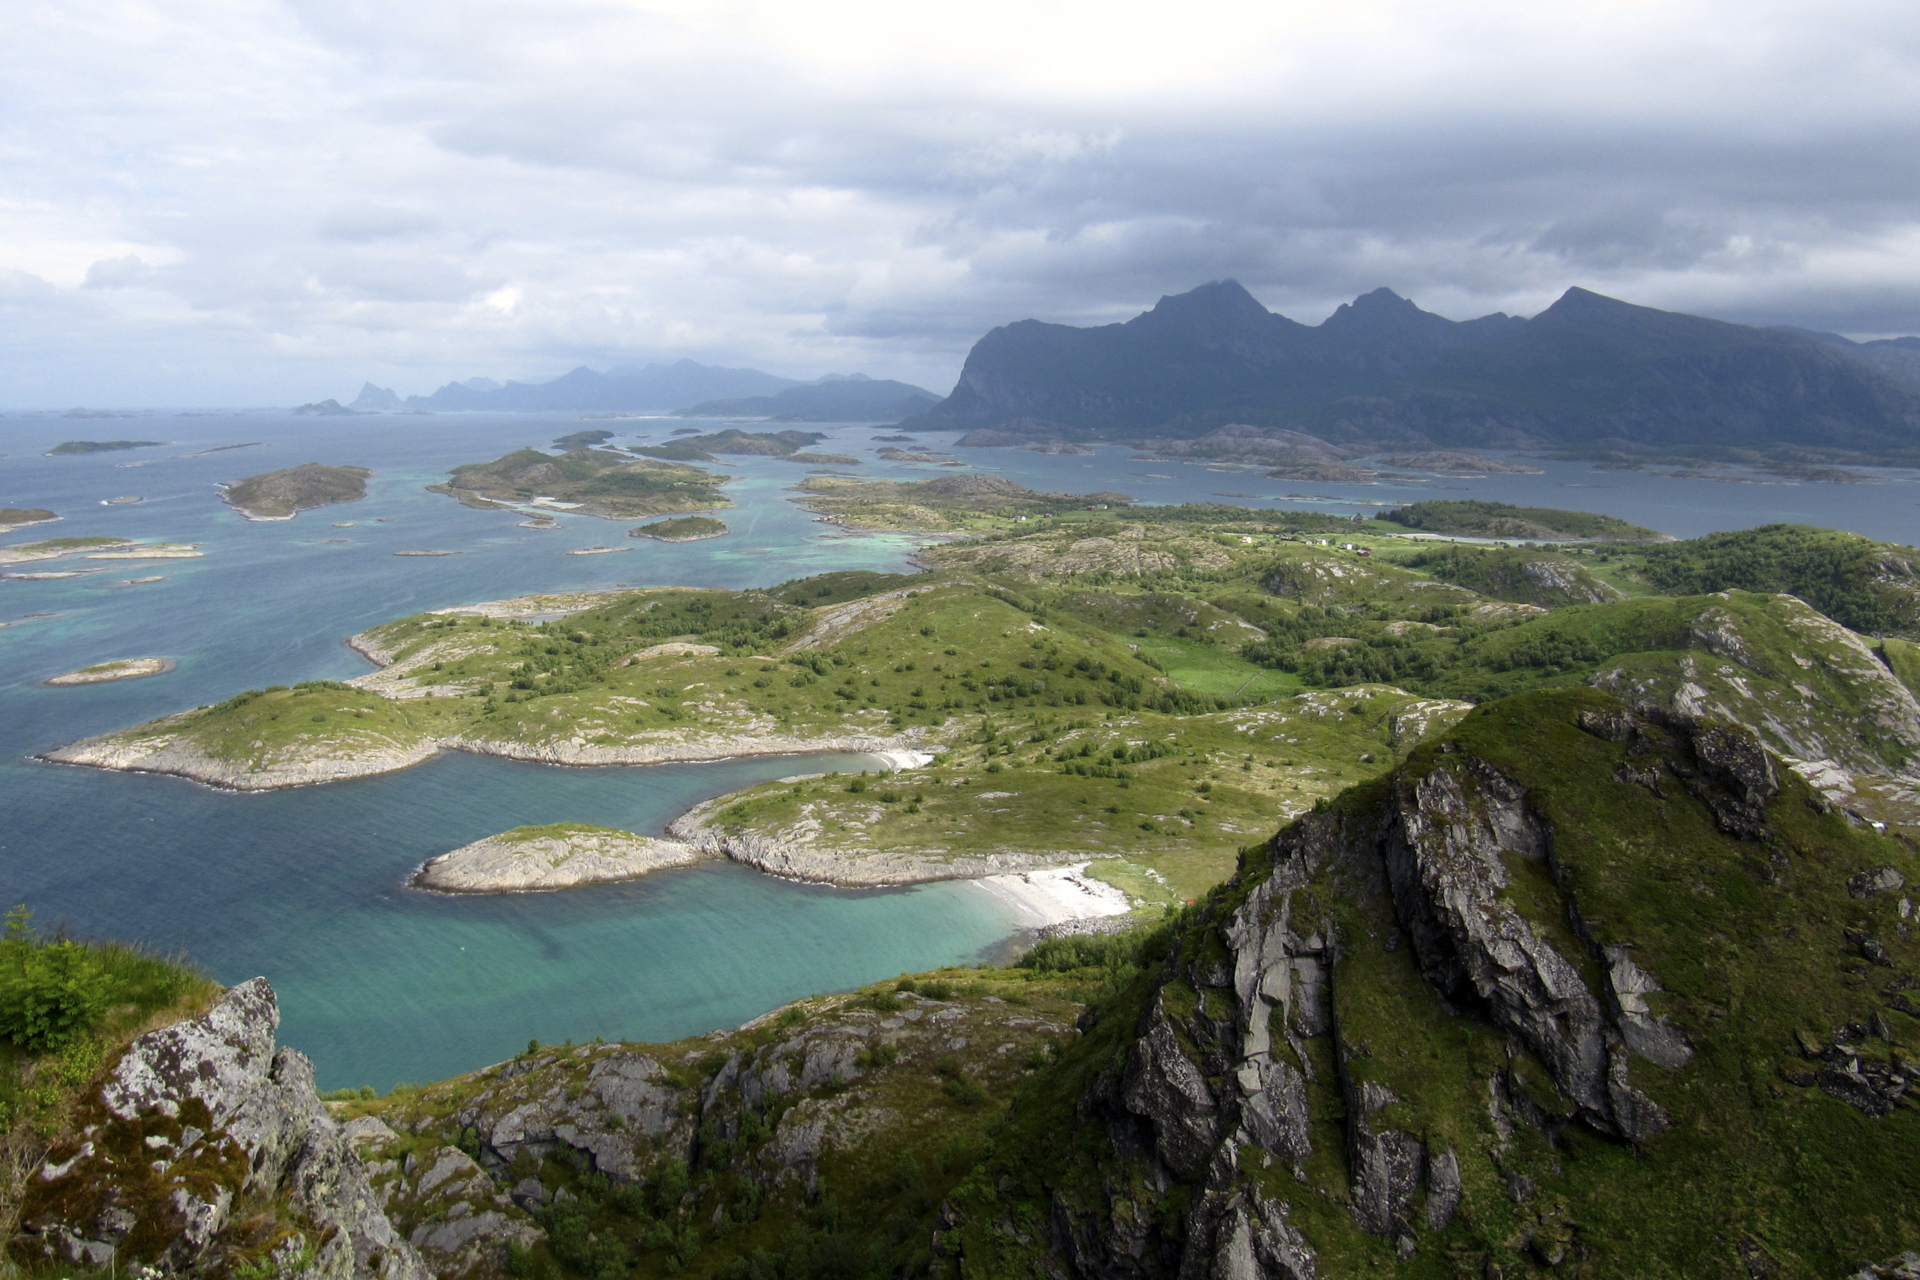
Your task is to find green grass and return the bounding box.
[1373,498,1667,541]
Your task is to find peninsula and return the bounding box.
[221,462,372,519]
[40,511,1920,899]
[790,472,1133,532]
[430,447,733,519]
[413,822,708,892]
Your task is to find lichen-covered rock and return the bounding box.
[17,979,429,1280]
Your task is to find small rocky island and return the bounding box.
[414,823,709,892]
[221,463,373,520]
[43,657,175,685]
[629,515,728,541]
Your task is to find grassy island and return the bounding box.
[222,462,372,519]
[45,440,164,455]
[47,506,1920,882]
[629,516,729,542]
[792,473,1134,532]
[0,509,57,531]
[431,448,734,519]
[1374,498,1667,541]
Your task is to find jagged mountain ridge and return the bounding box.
[909,281,1920,457]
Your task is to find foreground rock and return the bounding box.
[17,980,438,1280]
[415,824,709,892]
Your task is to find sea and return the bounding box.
[2,410,1916,1088]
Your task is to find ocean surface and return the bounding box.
[2,409,1916,1086]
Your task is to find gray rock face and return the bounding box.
[18,979,430,1280]
[1044,720,1730,1276]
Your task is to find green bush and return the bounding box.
[0,908,110,1051]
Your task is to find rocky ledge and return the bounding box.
[37,727,441,792]
[16,979,442,1280]
[414,825,709,893]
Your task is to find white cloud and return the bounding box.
[1,0,1918,404]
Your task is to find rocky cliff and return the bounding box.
[15,980,438,1280]
[949,687,1920,1277]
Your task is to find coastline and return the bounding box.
[969,863,1135,929]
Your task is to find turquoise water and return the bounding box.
[2,410,1915,1087]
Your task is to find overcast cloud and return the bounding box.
[4,0,1920,406]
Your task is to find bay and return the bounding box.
[2,409,1914,1088]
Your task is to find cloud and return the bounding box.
[3,0,1920,404]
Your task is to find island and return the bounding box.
[628,516,728,541]
[654,427,827,456]
[41,515,1920,896]
[412,822,709,892]
[0,508,58,532]
[1374,498,1669,541]
[46,440,165,455]
[43,657,175,686]
[0,536,134,566]
[1372,449,1545,474]
[221,463,373,520]
[429,447,734,519]
[790,472,1134,532]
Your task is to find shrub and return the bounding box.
[0,908,110,1051]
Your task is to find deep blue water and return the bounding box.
[2,410,1916,1086]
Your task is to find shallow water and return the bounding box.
[1,410,1914,1086]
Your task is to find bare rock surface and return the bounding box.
[415,826,710,893]
[18,979,431,1280]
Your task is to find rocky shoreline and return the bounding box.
[414,825,710,892]
[666,795,1090,888]
[43,656,176,686]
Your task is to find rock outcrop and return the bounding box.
[17,980,433,1280]
[414,826,709,893]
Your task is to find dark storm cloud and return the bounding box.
[4,0,1920,404]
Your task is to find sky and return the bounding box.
[5,0,1920,407]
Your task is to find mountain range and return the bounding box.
[905,281,1920,460]
[348,360,798,413]
[345,362,940,421]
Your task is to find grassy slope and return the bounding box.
[951,688,1920,1278]
[1373,499,1667,541]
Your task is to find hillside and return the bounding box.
[18,690,1920,1279]
[905,280,1920,461]
[430,448,733,519]
[221,462,371,519]
[1374,499,1667,542]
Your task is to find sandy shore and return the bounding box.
[970,863,1133,928]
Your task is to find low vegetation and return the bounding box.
[1374,498,1667,541]
[221,462,371,519]
[432,448,734,519]
[0,908,217,1245]
[630,516,729,542]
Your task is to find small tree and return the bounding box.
[0,906,109,1051]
